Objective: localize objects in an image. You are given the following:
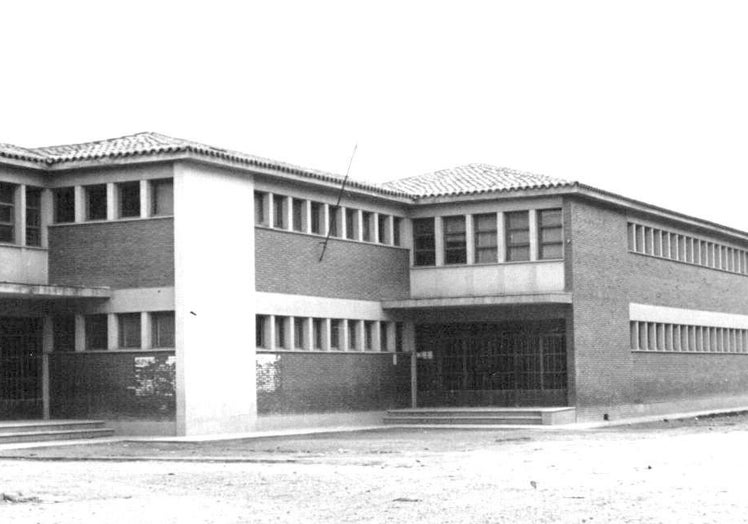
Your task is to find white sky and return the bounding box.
[2,1,748,230]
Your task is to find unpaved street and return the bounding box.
[1,417,747,523]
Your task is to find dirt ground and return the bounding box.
[1,414,748,523]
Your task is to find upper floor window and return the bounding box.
[310,202,323,234]
[345,209,357,240]
[256,315,268,348]
[443,216,467,264]
[393,217,402,246]
[292,198,305,232]
[254,191,268,226]
[0,183,14,243]
[85,184,107,221]
[329,206,341,237]
[413,218,436,266]
[151,311,175,348]
[273,196,286,229]
[505,211,530,262]
[118,181,140,218]
[474,213,497,263]
[25,187,42,246]
[54,187,75,224]
[378,214,390,244]
[313,318,324,350]
[294,317,305,349]
[151,179,174,216]
[118,313,141,349]
[362,212,373,242]
[538,208,563,260]
[85,314,108,350]
[330,319,341,350]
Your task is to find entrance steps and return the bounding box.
[383,407,576,426]
[0,420,115,444]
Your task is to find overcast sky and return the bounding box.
[2,1,747,230]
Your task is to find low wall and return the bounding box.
[256,351,411,416]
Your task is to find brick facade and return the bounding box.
[569,197,748,418]
[255,227,410,301]
[48,219,174,289]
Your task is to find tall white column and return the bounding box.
[434,217,445,266]
[107,314,118,350]
[497,212,506,263]
[141,312,152,350]
[140,179,151,218]
[529,209,539,261]
[465,214,475,265]
[106,183,116,220]
[74,186,86,222]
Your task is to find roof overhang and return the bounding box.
[382,293,573,310]
[0,282,111,300]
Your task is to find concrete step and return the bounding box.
[384,407,576,426]
[0,428,115,444]
[0,420,108,434]
[384,415,542,425]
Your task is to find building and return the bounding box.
[1,132,747,436]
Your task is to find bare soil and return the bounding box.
[1,413,747,523]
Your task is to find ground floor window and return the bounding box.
[151,311,175,348]
[118,313,141,349]
[85,314,108,350]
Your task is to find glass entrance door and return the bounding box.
[0,317,43,419]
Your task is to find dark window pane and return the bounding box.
[362,212,372,241]
[118,313,141,349]
[53,315,76,352]
[85,314,108,350]
[541,243,563,260]
[273,197,285,229]
[256,315,267,348]
[152,311,175,348]
[0,183,14,203]
[0,225,13,243]
[310,202,322,234]
[292,199,304,232]
[254,192,267,225]
[329,206,340,237]
[508,246,530,262]
[0,206,12,223]
[345,209,357,240]
[152,179,174,216]
[413,218,436,266]
[86,184,107,221]
[330,319,340,349]
[118,182,140,218]
[378,215,389,244]
[444,215,466,265]
[294,318,305,349]
[393,217,402,246]
[54,187,75,223]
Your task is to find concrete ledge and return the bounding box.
[382,293,573,309]
[0,282,111,299]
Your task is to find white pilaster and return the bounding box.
[497,212,506,263]
[107,313,118,350]
[267,314,276,350]
[372,321,382,352]
[323,318,332,351]
[529,209,539,261]
[284,195,293,231]
[356,209,364,241]
[339,207,348,239]
[40,188,53,248]
[15,184,25,246]
[465,214,475,265]
[267,193,275,229]
[372,212,379,243]
[106,183,116,220]
[434,217,445,266]
[140,179,150,218]
[74,315,86,352]
[74,186,86,222]
[304,317,314,350]
[141,312,152,350]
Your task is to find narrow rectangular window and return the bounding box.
[151,179,174,216]
[25,187,42,246]
[348,320,358,350]
[364,321,374,350]
[635,225,645,253]
[329,206,341,237]
[292,198,305,232]
[538,208,563,260]
[413,218,436,266]
[362,212,373,242]
[630,321,639,350]
[151,311,175,348]
[118,313,142,349]
[313,318,324,350]
[653,230,662,257]
[330,319,340,350]
[256,315,267,348]
[380,322,389,351]
[54,187,75,224]
[474,213,497,263]
[275,316,286,349]
[627,223,636,251]
[310,202,323,234]
[254,192,268,226]
[0,183,15,243]
[273,196,286,229]
[345,209,357,240]
[118,181,141,218]
[294,317,305,349]
[85,184,107,221]
[443,215,467,264]
[378,214,389,244]
[85,314,108,350]
[393,217,402,246]
[506,211,530,262]
[52,315,76,352]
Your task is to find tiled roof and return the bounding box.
[2,132,407,197]
[381,163,573,198]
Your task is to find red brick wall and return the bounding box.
[256,351,411,414]
[48,219,174,289]
[569,197,748,417]
[255,228,410,301]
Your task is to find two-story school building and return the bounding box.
[1,132,748,436]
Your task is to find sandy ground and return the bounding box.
[1,415,748,523]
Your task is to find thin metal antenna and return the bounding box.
[319,143,358,262]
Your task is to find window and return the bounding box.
[380,322,389,352]
[443,216,467,264]
[0,183,14,243]
[254,191,268,226]
[362,212,373,241]
[330,319,341,349]
[294,317,305,349]
[151,179,174,216]
[348,320,358,350]
[85,314,108,350]
[54,187,75,223]
[25,187,42,246]
[345,209,358,240]
[506,211,530,262]
[364,321,374,350]
[118,181,140,218]
[292,199,305,232]
[474,213,497,263]
[275,316,287,348]
[52,315,76,352]
[329,206,341,237]
[413,218,436,266]
[310,202,323,234]
[118,313,141,349]
[313,318,324,350]
[152,311,175,348]
[85,184,107,221]
[378,214,389,244]
[393,217,402,246]
[256,315,268,348]
[538,208,563,260]
[273,195,286,229]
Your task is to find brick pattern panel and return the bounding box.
[256,352,411,414]
[570,197,748,411]
[49,351,176,420]
[255,228,410,301]
[49,219,174,289]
